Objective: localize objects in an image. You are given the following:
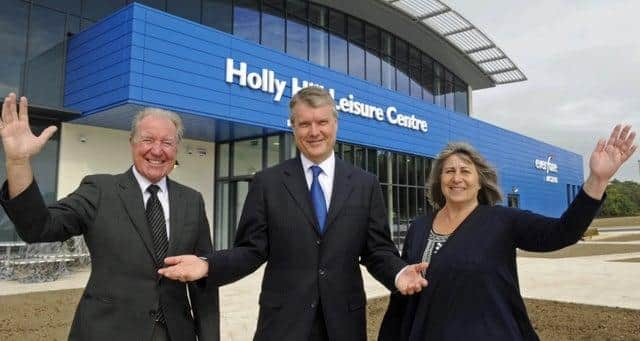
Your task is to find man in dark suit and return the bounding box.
[0,93,219,341]
[159,86,427,340]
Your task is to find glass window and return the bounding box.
[342,144,353,164]
[67,15,82,35]
[83,0,125,21]
[347,17,364,45]
[267,135,280,167]
[214,182,229,249]
[434,63,445,107]
[0,119,59,242]
[409,66,421,99]
[286,0,306,19]
[25,6,68,106]
[328,10,345,36]
[286,16,308,60]
[233,0,260,43]
[261,4,285,51]
[348,42,365,79]
[367,149,377,174]
[308,3,327,27]
[398,186,408,229]
[409,187,417,218]
[454,79,468,114]
[365,24,380,52]
[377,151,388,183]
[233,138,262,176]
[417,188,425,215]
[137,0,166,11]
[381,31,393,57]
[444,71,454,110]
[365,50,381,85]
[0,0,28,95]
[329,33,348,74]
[354,146,365,170]
[81,19,94,30]
[35,0,82,15]
[392,153,399,184]
[409,47,420,67]
[421,54,434,104]
[396,62,410,95]
[203,0,232,33]
[395,39,408,64]
[399,154,407,185]
[217,143,229,177]
[167,0,201,23]
[381,56,395,90]
[28,6,67,59]
[407,156,416,186]
[417,158,425,186]
[309,24,328,66]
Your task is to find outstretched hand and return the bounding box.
[1,93,57,162]
[584,124,637,199]
[158,255,209,282]
[590,124,636,180]
[395,262,429,295]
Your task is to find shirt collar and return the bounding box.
[300,153,335,178]
[132,165,168,194]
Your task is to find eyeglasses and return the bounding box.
[136,136,177,149]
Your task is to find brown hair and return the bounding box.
[427,142,503,209]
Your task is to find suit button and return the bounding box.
[318,269,326,276]
[310,301,317,309]
[316,240,321,246]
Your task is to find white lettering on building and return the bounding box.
[535,156,559,183]
[225,58,428,133]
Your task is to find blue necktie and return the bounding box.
[310,165,327,234]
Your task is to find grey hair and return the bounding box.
[427,142,503,210]
[288,86,338,125]
[129,107,184,144]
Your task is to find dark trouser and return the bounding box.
[151,322,171,341]
[310,303,329,341]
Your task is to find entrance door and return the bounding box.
[214,179,251,250]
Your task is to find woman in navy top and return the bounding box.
[379,124,636,341]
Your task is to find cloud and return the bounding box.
[448,0,640,181]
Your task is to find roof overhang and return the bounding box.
[315,0,526,89]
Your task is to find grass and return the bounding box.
[590,216,640,228]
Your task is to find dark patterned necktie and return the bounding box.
[146,185,169,267]
[310,165,327,234]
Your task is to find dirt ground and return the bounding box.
[1,288,639,341]
[367,296,640,341]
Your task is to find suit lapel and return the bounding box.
[167,178,184,256]
[117,169,155,260]
[282,157,320,233]
[325,158,353,232]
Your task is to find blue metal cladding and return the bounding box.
[63,3,583,217]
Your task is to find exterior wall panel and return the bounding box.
[64,4,583,217]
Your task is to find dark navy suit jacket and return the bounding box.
[379,188,603,341]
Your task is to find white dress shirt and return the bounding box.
[132,166,170,239]
[300,153,335,210]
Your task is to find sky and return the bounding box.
[446,0,640,182]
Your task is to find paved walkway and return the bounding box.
[1,230,638,339]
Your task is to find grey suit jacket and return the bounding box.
[1,169,219,341]
[208,156,406,341]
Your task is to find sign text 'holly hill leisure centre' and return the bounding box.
[225,58,429,133]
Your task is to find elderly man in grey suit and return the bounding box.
[159,86,428,341]
[0,93,219,341]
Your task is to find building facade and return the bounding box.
[0,0,584,250]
